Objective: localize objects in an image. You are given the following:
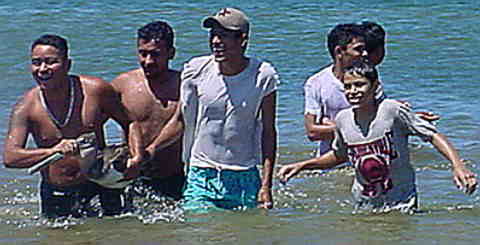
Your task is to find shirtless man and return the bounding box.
[3,34,141,218]
[112,21,185,200]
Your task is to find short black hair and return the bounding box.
[344,60,378,83]
[31,34,69,58]
[327,23,364,59]
[137,21,174,48]
[361,21,386,53]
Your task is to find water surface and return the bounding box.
[1,1,479,244]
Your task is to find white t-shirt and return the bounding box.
[181,55,279,170]
[304,65,351,156]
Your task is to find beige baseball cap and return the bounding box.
[203,8,249,34]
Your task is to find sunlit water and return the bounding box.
[1,0,480,244]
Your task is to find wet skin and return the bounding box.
[3,44,130,186]
[112,39,183,179]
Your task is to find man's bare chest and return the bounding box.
[30,101,103,146]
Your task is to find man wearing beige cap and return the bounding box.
[149,8,278,212]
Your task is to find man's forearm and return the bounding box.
[301,151,347,170]
[305,124,336,141]
[145,115,184,157]
[304,114,336,141]
[261,157,275,188]
[261,129,276,188]
[127,122,146,163]
[4,147,57,168]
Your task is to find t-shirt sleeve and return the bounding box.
[260,62,279,97]
[331,125,348,159]
[304,78,322,117]
[397,102,437,142]
[179,59,201,162]
[180,61,197,107]
[374,81,387,102]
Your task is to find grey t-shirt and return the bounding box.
[304,65,386,156]
[332,99,437,207]
[180,55,278,170]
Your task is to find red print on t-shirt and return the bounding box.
[347,131,398,198]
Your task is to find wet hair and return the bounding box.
[137,21,174,48]
[31,34,69,58]
[327,23,364,59]
[344,60,378,83]
[361,21,386,53]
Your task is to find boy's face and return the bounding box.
[343,72,376,106]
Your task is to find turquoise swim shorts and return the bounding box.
[182,166,260,212]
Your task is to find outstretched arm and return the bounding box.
[277,151,347,184]
[431,133,477,194]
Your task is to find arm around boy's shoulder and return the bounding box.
[394,99,438,141]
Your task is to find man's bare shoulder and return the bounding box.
[22,85,40,99]
[111,69,145,92]
[77,74,114,95]
[9,86,39,120]
[18,86,40,107]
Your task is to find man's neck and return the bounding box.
[218,56,249,76]
[41,76,71,99]
[332,62,344,80]
[144,69,172,85]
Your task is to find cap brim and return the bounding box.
[203,17,219,29]
[202,17,242,31]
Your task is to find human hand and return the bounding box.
[453,164,477,195]
[416,111,440,122]
[122,158,141,180]
[322,117,336,127]
[52,139,78,156]
[257,186,273,209]
[277,164,303,184]
[396,100,411,108]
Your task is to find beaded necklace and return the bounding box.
[39,77,75,128]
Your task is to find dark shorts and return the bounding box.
[39,180,126,218]
[128,172,186,201]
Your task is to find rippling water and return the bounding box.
[1,1,479,244]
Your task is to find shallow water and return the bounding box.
[1,0,480,244]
